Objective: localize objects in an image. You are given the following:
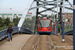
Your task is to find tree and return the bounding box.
[0,17,3,27]
[49,15,51,18]
[4,18,10,26]
[68,18,70,22]
[13,16,20,26]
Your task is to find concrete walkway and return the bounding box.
[0,35,32,50]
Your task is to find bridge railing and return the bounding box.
[64,15,73,35]
[0,27,19,40]
[0,29,7,40]
[20,27,34,34]
[0,27,34,40]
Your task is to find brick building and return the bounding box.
[65,13,73,25]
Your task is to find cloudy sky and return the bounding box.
[0,0,73,14]
[0,0,30,13]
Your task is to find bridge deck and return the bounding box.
[0,34,32,50]
[51,35,73,50]
[0,34,73,50]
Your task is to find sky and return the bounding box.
[0,0,30,13]
[0,0,73,14]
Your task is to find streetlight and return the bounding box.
[10,8,12,13]
[9,8,12,21]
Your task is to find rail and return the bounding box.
[34,36,40,50]
[49,36,54,50]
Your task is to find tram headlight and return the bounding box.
[40,27,41,29]
[48,28,50,30]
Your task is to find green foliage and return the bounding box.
[9,24,14,27]
[23,16,36,32]
[0,17,10,27]
[49,15,51,18]
[4,18,10,26]
[0,16,20,30]
[68,18,70,22]
[65,24,73,32]
[0,17,3,27]
[13,16,20,26]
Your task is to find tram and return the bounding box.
[38,17,52,35]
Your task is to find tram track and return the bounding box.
[0,35,73,50]
[49,35,54,50]
[21,35,54,50]
[65,36,73,45]
[50,35,58,50]
[21,35,40,50]
[21,35,73,50]
[34,35,54,50]
[66,36,73,41]
[51,35,73,50]
[35,35,50,50]
[34,35,40,50]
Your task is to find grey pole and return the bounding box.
[73,0,75,50]
[34,1,39,34]
[60,2,63,35]
[62,0,65,42]
[56,0,58,35]
[54,5,55,35]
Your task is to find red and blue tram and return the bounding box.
[38,17,52,35]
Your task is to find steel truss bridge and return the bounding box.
[0,0,75,50]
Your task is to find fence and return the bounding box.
[0,27,34,40]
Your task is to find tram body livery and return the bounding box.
[38,17,52,34]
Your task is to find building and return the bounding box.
[25,13,32,20]
[0,12,32,21]
[0,13,22,21]
[65,13,73,25]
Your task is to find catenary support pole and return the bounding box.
[54,5,55,35]
[60,2,63,35]
[56,0,58,35]
[73,0,75,50]
[34,1,39,34]
[62,0,65,42]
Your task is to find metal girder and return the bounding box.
[39,6,57,13]
[18,0,34,28]
[68,1,73,7]
[30,4,73,11]
[39,3,56,5]
[58,5,73,10]
[39,13,45,16]
[29,4,47,10]
[39,9,57,14]
[65,7,73,10]
[34,0,63,3]
[43,6,57,9]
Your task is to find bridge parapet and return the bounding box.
[0,27,34,40]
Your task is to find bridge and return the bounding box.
[0,0,74,50]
